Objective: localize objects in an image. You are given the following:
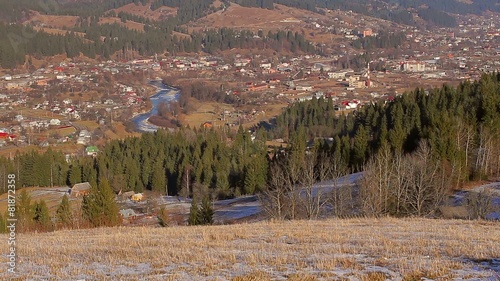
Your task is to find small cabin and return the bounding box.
[71,182,92,197]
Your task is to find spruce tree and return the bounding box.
[34,200,52,231]
[199,196,214,225]
[17,190,34,232]
[151,160,166,194]
[188,199,200,225]
[69,164,82,186]
[56,194,73,228]
[81,178,121,227]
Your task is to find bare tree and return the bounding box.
[316,151,333,182]
[465,189,494,220]
[360,143,392,216]
[299,151,323,220]
[389,150,411,216]
[330,152,351,217]
[361,141,450,217]
[260,162,289,220]
[405,142,447,217]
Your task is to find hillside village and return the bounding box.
[0,6,499,154]
[0,1,500,280]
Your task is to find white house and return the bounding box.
[49,119,61,126]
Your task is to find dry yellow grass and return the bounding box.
[99,17,145,32]
[72,120,100,131]
[32,26,86,38]
[26,14,79,29]
[112,3,177,21]
[1,218,499,280]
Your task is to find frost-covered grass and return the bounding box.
[1,217,499,280]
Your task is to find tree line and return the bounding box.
[0,19,317,69]
[265,73,500,178]
[352,31,407,50]
[0,73,498,229]
[0,126,269,198]
[260,73,500,219]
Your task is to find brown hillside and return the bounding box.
[32,26,86,38]
[192,3,301,31]
[111,3,177,21]
[25,14,79,29]
[99,17,145,32]
[187,3,399,45]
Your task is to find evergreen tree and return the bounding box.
[151,160,167,194]
[56,194,73,228]
[199,196,214,225]
[69,164,82,186]
[16,190,34,232]
[188,198,200,225]
[82,178,121,227]
[34,200,52,231]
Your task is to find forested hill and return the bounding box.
[0,0,318,69]
[263,73,500,182]
[1,73,499,201]
[233,0,499,27]
[1,0,498,24]
[0,0,498,68]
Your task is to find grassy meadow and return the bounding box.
[1,217,499,280]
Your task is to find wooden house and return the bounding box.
[71,182,92,197]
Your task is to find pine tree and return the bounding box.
[56,194,73,228]
[151,160,167,194]
[352,125,369,168]
[199,196,214,225]
[16,190,34,232]
[188,198,200,225]
[34,200,52,231]
[69,164,82,186]
[81,178,121,227]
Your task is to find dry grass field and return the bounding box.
[26,14,79,29]
[187,4,399,45]
[103,122,141,140]
[1,218,499,280]
[0,143,82,158]
[32,26,86,38]
[99,17,145,32]
[112,3,177,21]
[180,100,286,129]
[191,3,310,34]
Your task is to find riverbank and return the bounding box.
[131,80,180,133]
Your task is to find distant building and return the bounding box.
[131,193,144,202]
[401,61,426,72]
[71,182,92,197]
[362,28,373,37]
[85,146,99,157]
[295,84,314,91]
[202,122,213,129]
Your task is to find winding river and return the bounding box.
[132,80,180,133]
